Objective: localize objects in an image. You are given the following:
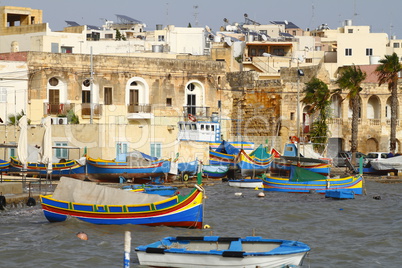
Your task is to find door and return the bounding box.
[130,89,139,112]
[49,89,60,114]
[187,94,196,115]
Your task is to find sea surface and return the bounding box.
[0,178,401,267]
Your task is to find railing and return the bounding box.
[368,119,381,126]
[348,118,362,124]
[183,106,210,120]
[43,103,74,115]
[81,103,103,117]
[386,119,401,126]
[127,104,152,113]
[328,118,343,125]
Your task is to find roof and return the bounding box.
[65,21,101,30]
[271,21,300,29]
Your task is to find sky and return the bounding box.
[2,0,402,38]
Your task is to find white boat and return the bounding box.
[228,179,263,188]
[135,236,310,268]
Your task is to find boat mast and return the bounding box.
[296,61,304,163]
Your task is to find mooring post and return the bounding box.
[124,231,131,268]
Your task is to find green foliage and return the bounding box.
[235,55,243,63]
[115,29,126,41]
[8,110,30,125]
[302,78,331,152]
[188,23,192,28]
[66,109,79,124]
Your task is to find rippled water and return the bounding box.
[1,179,401,267]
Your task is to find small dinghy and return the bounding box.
[135,235,310,268]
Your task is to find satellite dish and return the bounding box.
[223,18,229,23]
[205,25,211,32]
[284,20,288,25]
[261,34,268,41]
[244,13,248,18]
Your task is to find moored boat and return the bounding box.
[228,178,263,188]
[122,184,178,196]
[262,166,363,194]
[40,175,204,228]
[202,164,229,179]
[237,145,273,177]
[325,190,355,199]
[78,156,171,183]
[135,235,310,268]
[9,157,85,178]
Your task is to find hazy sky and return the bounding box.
[2,0,402,38]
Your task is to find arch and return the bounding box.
[366,138,378,152]
[385,96,399,119]
[367,95,380,119]
[348,96,362,118]
[184,80,205,116]
[330,94,342,118]
[125,77,149,106]
[302,105,312,134]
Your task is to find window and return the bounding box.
[61,46,73,53]
[290,112,295,120]
[0,87,8,103]
[9,147,16,158]
[394,43,400,48]
[348,29,353,33]
[49,77,59,86]
[151,143,161,158]
[116,142,128,155]
[158,35,165,41]
[166,98,172,107]
[104,87,112,105]
[82,90,90,103]
[51,43,59,53]
[345,48,352,56]
[292,30,296,35]
[105,34,113,39]
[305,58,313,63]
[366,48,373,56]
[55,142,68,159]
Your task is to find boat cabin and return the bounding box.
[178,121,221,142]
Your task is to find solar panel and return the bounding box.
[65,21,80,27]
[115,14,142,24]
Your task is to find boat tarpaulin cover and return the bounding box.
[289,166,327,182]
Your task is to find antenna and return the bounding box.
[193,5,199,27]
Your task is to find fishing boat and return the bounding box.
[9,157,85,178]
[209,140,240,167]
[122,184,178,196]
[228,178,263,188]
[77,156,171,183]
[236,145,273,177]
[135,235,310,268]
[40,175,204,228]
[202,164,229,179]
[0,159,10,171]
[325,190,355,199]
[177,160,199,181]
[271,143,331,176]
[262,166,363,194]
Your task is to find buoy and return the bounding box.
[373,195,381,200]
[254,186,259,190]
[26,197,36,207]
[0,195,6,210]
[76,232,88,241]
[234,192,242,196]
[188,113,197,122]
[204,224,211,229]
[257,192,265,197]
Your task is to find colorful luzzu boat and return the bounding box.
[40,174,204,228]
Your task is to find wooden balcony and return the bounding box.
[127,104,153,119]
[183,106,211,121]
[81,103,102,117]
[44,103,74,115]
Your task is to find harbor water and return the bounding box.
[0,179,401,267]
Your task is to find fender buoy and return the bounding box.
[26,197,36,207]
[290,136,299,143]
[183,173,189,181]
[188,113,197,122]
[0,195,6,210]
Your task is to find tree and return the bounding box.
[333,64,366,164]
[375,52,402,154]
[301,78,331,153]
[8,110,31,125]
[115,29,126,41]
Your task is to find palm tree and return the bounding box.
[302,78,331,153]
[375,52,402,154]
[333,64,366,165]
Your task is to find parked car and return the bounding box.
[365,152,390,162]
[332,151,367,167]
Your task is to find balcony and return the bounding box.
[44,103,74,115]
[81,103,103,118]
[183,106,211,121]
[127,104,153,120]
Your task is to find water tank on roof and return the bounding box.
[344,19,352,26]
[214,36,221,42]
[152,45,163,53]
[248,35,254,42]
[156,24,163,30]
